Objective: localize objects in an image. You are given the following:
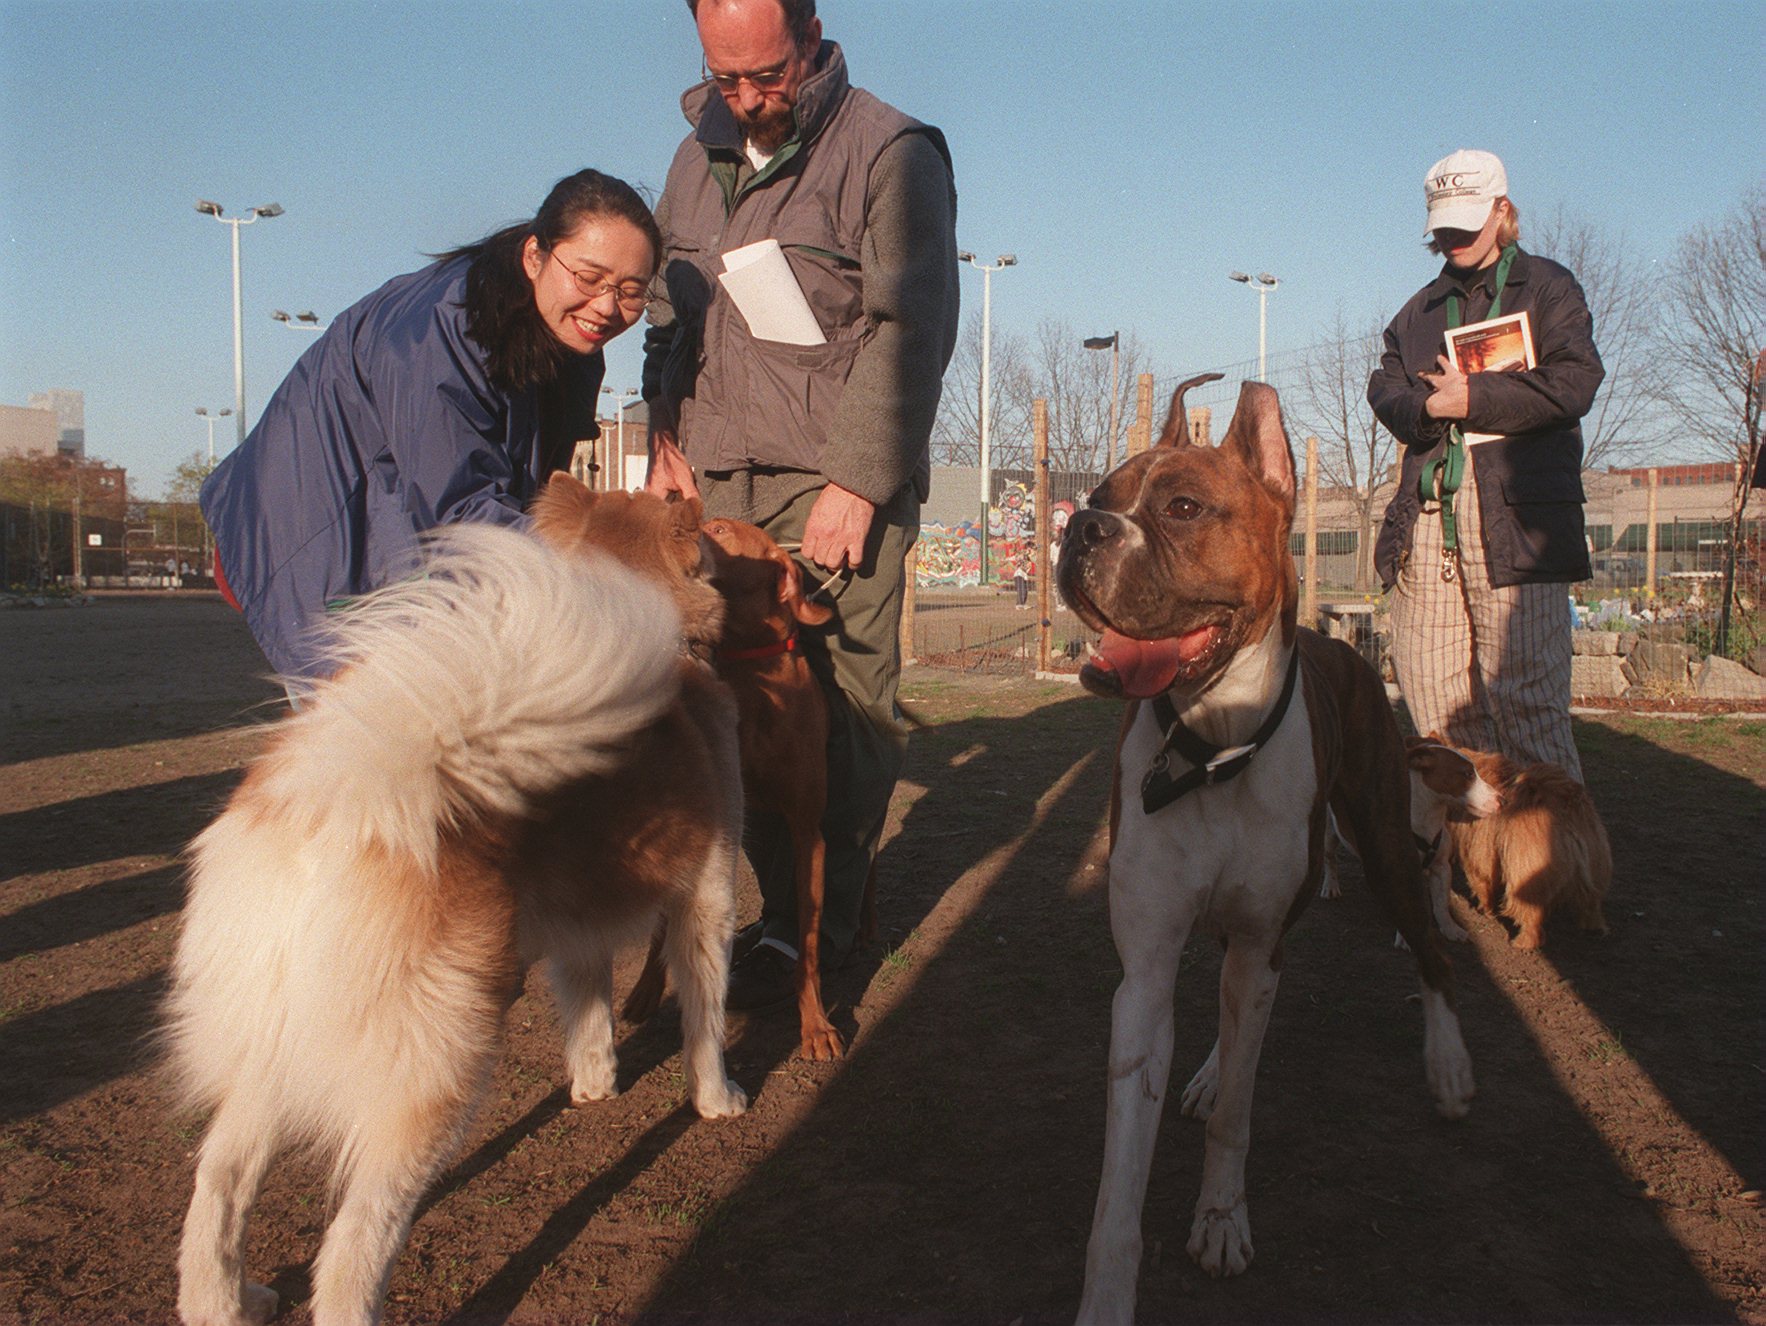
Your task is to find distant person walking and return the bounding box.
[1368,149,1602,780]
[202,170,659,681]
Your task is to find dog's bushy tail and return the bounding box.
[260,523,682,869]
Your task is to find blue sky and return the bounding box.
[2,0,1760,497]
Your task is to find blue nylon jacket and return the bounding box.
[201,256,603,678]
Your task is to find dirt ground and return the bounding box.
[2,592,1762,1325]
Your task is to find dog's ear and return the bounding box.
[776,550,834,626]
[529,472,596,534]
[1220,381,1295,507]
[670,496,704,539]
[1426,729,1444,743]
[1154,373,1225,448]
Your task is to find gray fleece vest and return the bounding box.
[654,44,952,475]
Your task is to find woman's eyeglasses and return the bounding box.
[548,252,647,313]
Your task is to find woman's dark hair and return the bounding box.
[440,169,663,393]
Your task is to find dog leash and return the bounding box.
[1417,242,1516,583]
[773,541,853,603]
[1141,647,1301,815]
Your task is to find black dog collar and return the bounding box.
[1141,646,1301,815]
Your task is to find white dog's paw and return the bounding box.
[569,1065,619,1105]
[1392,929,1410,951]
[1179,1046,1220,1120]
[1187,1201,1253,1277]
[693,1077,748,1120]
[183,1281,278,1326]
[1423,1000,1475,1119]
[1437,915,1470,942]
[1318,867,1341,900]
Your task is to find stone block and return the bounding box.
[1629,639,1692,688]
[1639,621,1687,643]
[1573,630,1619,656]
[1571,654,1629,698]
[1618,632,1639,656]
[1693,654,1766,701]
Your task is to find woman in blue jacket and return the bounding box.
[202,168,660,680]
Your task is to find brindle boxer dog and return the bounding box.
[1060,375,1474,1325]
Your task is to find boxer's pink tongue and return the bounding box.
[1094,625,1218,699]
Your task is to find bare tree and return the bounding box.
[1531,207,1663,468]
[1014,319,1150,473]
[1286,309,1393,591]
[1651,184,1766,465]
[930,311,1032,467]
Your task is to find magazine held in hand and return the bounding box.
[1443,310,1535,444]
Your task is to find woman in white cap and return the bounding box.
[1368,149,1603,779]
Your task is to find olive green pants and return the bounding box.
[703,479,918,957]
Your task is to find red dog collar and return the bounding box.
[718,636,797,663]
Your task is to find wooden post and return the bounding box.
[899,542,918,666]
[1303,435,1318,630]
[1128,373,1155,456]
[1644,467,1659,599]
[1034,397,1051,674]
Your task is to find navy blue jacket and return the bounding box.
[1368,247,1603,589]
[202,256,602,677]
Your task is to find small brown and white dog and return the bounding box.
[166,476,747,1326]
[624,515,850,1060]
[1404,734,1504,941]
[1058,377,1473,1324]
[1445,744,1612,950]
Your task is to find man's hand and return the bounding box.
[1420,354,1470,420]
[645,432,700,500]
[800,483,875,573]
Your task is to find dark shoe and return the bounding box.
[725,943,799,1011]
[731,920,765,963]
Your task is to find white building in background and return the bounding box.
[0,403,60,458]
[26,388,85,458]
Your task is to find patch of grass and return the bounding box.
[1585,1034,1625,1065]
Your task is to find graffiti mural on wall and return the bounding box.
[916,483,1081,588]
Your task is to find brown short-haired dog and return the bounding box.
[625,515,850,1060]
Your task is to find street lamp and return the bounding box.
[957,250,1017,586]
[195,199,284,450]
[1228,271,1279,382]
[270,309,326,331]
[1083,331,1122,471]
[194,407,232,466]
[599,386,639,490]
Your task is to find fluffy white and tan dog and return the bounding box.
[165,479,747,1326]
[1447,744,1612,950]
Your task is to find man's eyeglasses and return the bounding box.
[548,251,647,313]
[703,58,792,93]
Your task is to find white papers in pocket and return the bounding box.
[717,238,826,345]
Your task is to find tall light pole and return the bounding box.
[196,199,284,450]
[194,407,232,466]
[600,386,639,490]
[1084,331,1122,471]
[958,250,1016,586]
[1228,271,1279,382]
[270,309,326,332]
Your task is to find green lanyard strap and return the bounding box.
[1418,243,1516,581]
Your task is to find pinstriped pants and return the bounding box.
[1389,463,1583,781]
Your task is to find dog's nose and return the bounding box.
[1071,509,1118,547]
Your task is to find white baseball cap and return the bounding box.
[1423,149,1508,236]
